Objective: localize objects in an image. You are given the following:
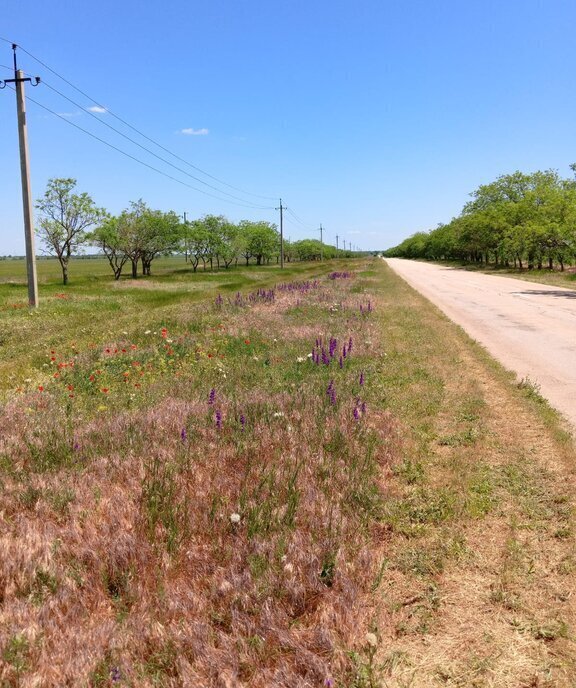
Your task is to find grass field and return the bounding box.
[0,257,574,687]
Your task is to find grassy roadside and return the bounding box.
[356,262,576,687]
[0,258,574,687]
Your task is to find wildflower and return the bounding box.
[110,667,122,682]
[240,414,246,431]
[359,371,364,386]
[208,388,216,405]
[339,356,343,369]
[144,330,151,335]
[296,356,305,363]
[101,388,109,394]
[307,352,313,358]
[180,428,187,442]
[38,385,44,392]
[353,407,360,421]
[215,409,222,430]
[365,632,378,647]
[230,512,241,524]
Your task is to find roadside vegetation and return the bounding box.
[1,259,574,686]
[29,177,361,286]
[384,166,576,276]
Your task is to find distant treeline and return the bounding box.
[385,167,576,270]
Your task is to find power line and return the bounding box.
[18,87,274,210]
[12,41,278,201]
[40,79,271,206]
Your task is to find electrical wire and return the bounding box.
[12,41,278,201]
[41,79,272,206]
[18,87,274,210]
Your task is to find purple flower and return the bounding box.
[361,402,366,415]
[342,345,347,359]
[208,388,216,405]
[215,409,222,430]
[321,348,330,365]
[215,294,223,306]
[339,356,343,369]
[359,371,364,386]
[240,413,246,431]
[353,407,360,421]
[110,667,122,682]
[73,441,80,451]
[348,336,353,352]
[180,427,187,442]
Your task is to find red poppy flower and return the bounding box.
[38,385,44,392]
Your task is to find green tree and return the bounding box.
[35,178,107,284]
[89,217,129,280]
[240,221,279,265]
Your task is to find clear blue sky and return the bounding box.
[2,0,576,255]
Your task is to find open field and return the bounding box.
[0,259,575,687]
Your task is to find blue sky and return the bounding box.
[1,0,576,255]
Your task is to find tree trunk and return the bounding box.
[131,259,138,278]
[62,261,68,286]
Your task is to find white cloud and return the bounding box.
[57,111,82,118]
[180,127,209,136]
[348,230,361,235]
[87,105,107,113]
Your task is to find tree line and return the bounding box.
[385,167,576,270]
[35,178,358,284]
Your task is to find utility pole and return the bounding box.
[275,198,285,268]
[336,234,339,252]
[1,45,40,307]
[318,223,323,261]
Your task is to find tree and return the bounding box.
[241,221,279,265]
[139,209,181,275]
[36,178,106,284]
[89,217,129,280]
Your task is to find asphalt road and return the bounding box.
[385,258,576,431]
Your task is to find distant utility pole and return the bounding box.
[275,198,285,268]
[318,223,323,261]
[1,45,40,307]
[336,234,339,252]
[343,239,346,251]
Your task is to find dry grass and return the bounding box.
[0,264,397,687]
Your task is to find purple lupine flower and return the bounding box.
[348,336,353,352]
[359,371,364,386]
[215,409,222,430]
[110,667,122,682]
[342,345,347,359]
[339,356,343,369]
[73,441,80,451]
[215,294,223,306]
[360,304,363,314]
[321,348,330,365]
[208,388,216,405]
[361,402,366,415]
[240,413,246,431]
[353,407,360,421]
[180,428,187,442]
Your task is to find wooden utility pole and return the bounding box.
[336,234,339,252]
[1,45,40,307]
[275,198,285,268]
[318,223,323,261]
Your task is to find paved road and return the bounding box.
[385,258,576,430]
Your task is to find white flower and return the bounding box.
[166,338,173,343]
[273,412,284,418]
[365,632,378,647]
[283,563,294,574]
[253,356,259,361]
[296,356,305,363]
[230,513,241,524]
[144,330,151,335]
[307,353,313,358]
